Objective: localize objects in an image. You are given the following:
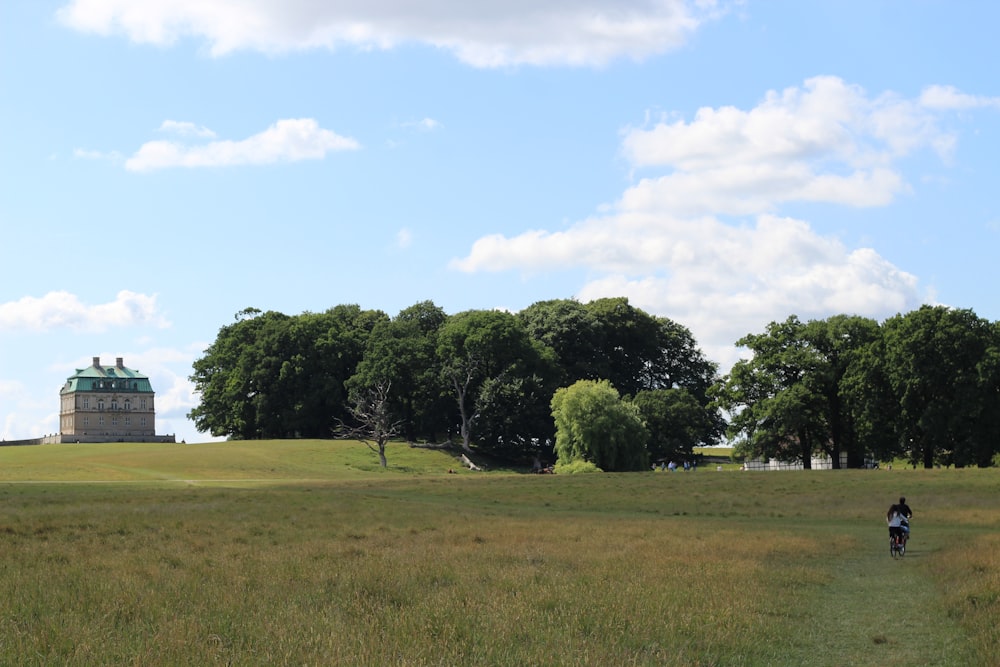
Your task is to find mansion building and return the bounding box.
[55,357,175,443]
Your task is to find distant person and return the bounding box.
[887,496,913,538]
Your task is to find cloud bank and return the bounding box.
[452,77,985,363]
[0,291,169,332]
[57,0,729,67]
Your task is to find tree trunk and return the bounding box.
[923,439,934,469]
[453,377,473,453]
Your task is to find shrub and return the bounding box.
[554,459,603,474]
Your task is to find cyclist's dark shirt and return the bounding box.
[887,503,912,521]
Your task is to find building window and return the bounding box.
[112,417,119,426]
[140,417,147,427]
[98,416,105,426]
[83,398,90,409]
[140,399,147,410]
[83,417,89,427]
[124,417,131,426]
[124,400,131,411]
[98,400,105,411]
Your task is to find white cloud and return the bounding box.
[919,85,1000,111]
[620,76,944,213]
[73,148,123,162]
[125,118,360,171]
[453,77,965,362]
[0,291,169,332]
[157,119,217,138]
[56,0,730,67]
[572,236,920,370]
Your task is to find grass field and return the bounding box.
[0,439,997,665]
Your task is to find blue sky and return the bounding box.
[2,1,999,443]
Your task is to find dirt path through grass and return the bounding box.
[777,525,975,666]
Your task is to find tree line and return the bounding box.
[189,300,1000,470]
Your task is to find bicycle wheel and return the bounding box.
[890,537,898,558]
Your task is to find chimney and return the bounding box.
[116,357,124,369]
[92,356,101,367]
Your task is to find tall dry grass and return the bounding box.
[0,443,997,665]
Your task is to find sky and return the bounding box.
[2,1,999,444]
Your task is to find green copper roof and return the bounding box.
[60,361,154,394]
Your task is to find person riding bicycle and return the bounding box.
[887,496,913,540]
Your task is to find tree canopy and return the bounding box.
[551,380,648,471]
[189,299,1000,470]
[713,307,1000,469]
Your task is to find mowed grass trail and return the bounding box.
[774,519,974,666]
[0,441,996,665]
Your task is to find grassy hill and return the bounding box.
[0,439,467,483]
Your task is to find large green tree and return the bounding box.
[551,380,648,471]
[347,301,449,443]
[189,305,387,439]
[436,309,554,452]
[882,305,1000,468]
[714,314,891,469]
[632,388,715,463]
[517,299,601,386]
[712,317,827,467]
[800,314,887,468]
[520,297,722,447]
[584,297,662,396]
[189,308,287,439]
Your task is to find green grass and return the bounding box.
[0,439,465,483]
[0,440,996,665]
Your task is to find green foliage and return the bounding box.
[584,297,663,396]
[518,299,602,386]
[633,387,714,461]
[190,298,722,456]
[188,298,1000,474]
[882,305,1000,468]
[551,379,648,471]
[347,301,450,443]
[520,297,723,449]
[714,308,1000,470]
[553,459,603,474]
[712,316,824,466]
[436,309,557,452]
[189,306,388,440]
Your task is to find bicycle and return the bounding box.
[889,530,906,558]
[889,519,910,559]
